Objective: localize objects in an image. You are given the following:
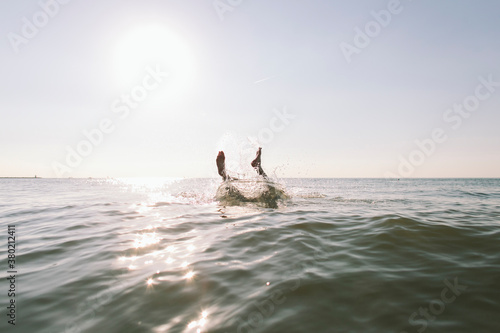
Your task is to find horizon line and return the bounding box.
[1,176,500,180]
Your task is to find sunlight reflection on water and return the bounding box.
[4,178,500,332]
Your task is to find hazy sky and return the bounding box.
[1,0,499,178]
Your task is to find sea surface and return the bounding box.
[1,178,499,333]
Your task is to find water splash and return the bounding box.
[215,178,289,208]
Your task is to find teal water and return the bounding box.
[0,178,499,332]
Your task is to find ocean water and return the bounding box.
[1,178,499,333]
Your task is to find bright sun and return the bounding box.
[112,24,195,99]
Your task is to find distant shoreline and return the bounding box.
[1,177,499,180]
[0,177,41,179]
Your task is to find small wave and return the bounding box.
[1,205,77,218]
[330,196,377,204]
[296,192,326,198]
[148,201,174,207]
[459,190,492,198]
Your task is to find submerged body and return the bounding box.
[215,148,287,208]
[215,178,287,208]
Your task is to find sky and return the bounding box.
[1,0,499,178]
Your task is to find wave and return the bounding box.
[295,192,327,198]
[458,190,497,198]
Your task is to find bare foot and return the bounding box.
[216,151,226,178]
[251,148,268,178]
[251,147,262,168]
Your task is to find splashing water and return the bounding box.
[215,178,289,208]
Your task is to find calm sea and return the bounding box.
[1,178,499,333]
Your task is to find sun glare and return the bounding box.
[112,24,195,100]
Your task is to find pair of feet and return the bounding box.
[217,148,267,180]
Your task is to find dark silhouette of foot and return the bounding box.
[251,148,267,178]
[251,147,262,168]
[217,151,227,179]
